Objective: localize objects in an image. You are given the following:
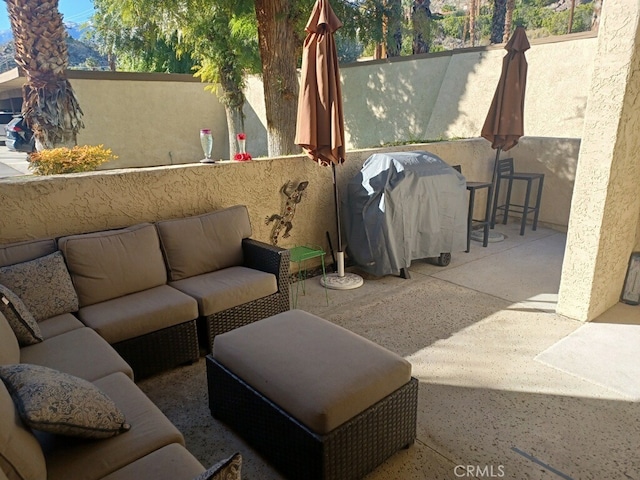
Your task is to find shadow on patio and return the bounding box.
[139,222,640,480]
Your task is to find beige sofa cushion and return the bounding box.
[77,285,198,345]
[40,372,184,480]
[58,224,167,307]
[20,327,134,382]
[0,238,57,268]
[156,205,252,281]
[212,309,412,435]
[170,266,277,316]
[0,380,47,480]
[101,444,205,480]
[37,313,84,340]
[0,312,19,366]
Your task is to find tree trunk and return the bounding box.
[6,0,84,150]
[225,105,245,159]
[503,0,515,43]
[254,0,300,157]
[412,0,431,54]
[385,0,403,57]
[490,0,507,44]
[469,0,477,46]
[591,0,602,31]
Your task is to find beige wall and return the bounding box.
[0,138,578,250]
[49,33,596,170]
[68,71,228,169]
[557,0,640,321]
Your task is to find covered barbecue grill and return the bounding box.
[343,151,467,277]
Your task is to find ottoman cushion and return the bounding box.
[211,309,412,434]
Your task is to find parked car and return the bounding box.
[5,115,35,153]
[0,112,18,145]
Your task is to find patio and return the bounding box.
[138,222,640,479]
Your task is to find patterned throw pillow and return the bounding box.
[0,284,43,346]
[193,453,242,480]
[0,364,131,439]
[0,251,79,322]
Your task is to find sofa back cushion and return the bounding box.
[0,313,20,366]
[0,380,47,480]
[0,239,57,268]
[156,206,252,281]
[58,224,167,307]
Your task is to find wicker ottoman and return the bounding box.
[206,309,418,480]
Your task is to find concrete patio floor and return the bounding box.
[139,222,640,480]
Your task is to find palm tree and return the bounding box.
[6,0,84,150]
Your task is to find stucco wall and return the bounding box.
[557,0,640,321]
[52,33,595,169]
[69,71,228,169]
[0,138,578,252]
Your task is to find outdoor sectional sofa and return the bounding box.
[0,204,289,479]
[0,204,291,379]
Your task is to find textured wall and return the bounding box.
[54,34,596,170]
[0,138,578,250]
[557,0,640,321]
[68,71,228,169]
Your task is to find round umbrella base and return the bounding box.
[320,272,364,290]
[471,230,505,243]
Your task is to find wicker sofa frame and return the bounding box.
[206,356,418,480]
[199,238,291,351]
[112,318,199,380]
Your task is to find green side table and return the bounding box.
[289,245,329,307]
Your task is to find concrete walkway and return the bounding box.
[138,223,640,480]
[0,145,30,178]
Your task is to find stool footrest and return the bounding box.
[207,356,418,480]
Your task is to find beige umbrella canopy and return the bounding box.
[295,0,362,289]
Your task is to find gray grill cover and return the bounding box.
[343,151,467,277]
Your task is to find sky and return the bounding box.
[0,0,95,31]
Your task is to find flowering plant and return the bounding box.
[234,152,252,161]
[237,133,246,140]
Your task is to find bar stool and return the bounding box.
[452,165,493,252]
[491,158,544,236]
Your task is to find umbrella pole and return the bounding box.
[320,163,364,290]
[332,163,344,276]
[485,147,505,242]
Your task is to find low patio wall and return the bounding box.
[0,138,578,255]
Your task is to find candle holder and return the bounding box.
[199,129,215,163]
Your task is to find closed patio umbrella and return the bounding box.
[481,26,530,200]
[481,26,530,241]
[295,0,363,289]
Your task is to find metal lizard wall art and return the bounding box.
[265,180,309,245]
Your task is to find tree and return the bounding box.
[91,0,254,158]
[503,0,515,42]
[412,0,432,54]
[254,0,302,156]
[490,0,507,43]
[6,0,84,150]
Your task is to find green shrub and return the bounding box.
[28,145,117,175]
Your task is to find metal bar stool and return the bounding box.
[452,165,493,252]
[490,158,544,236]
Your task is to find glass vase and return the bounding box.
[199,129,214,163]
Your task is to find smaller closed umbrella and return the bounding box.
[481,26,530,184]
[481,27,530,242]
